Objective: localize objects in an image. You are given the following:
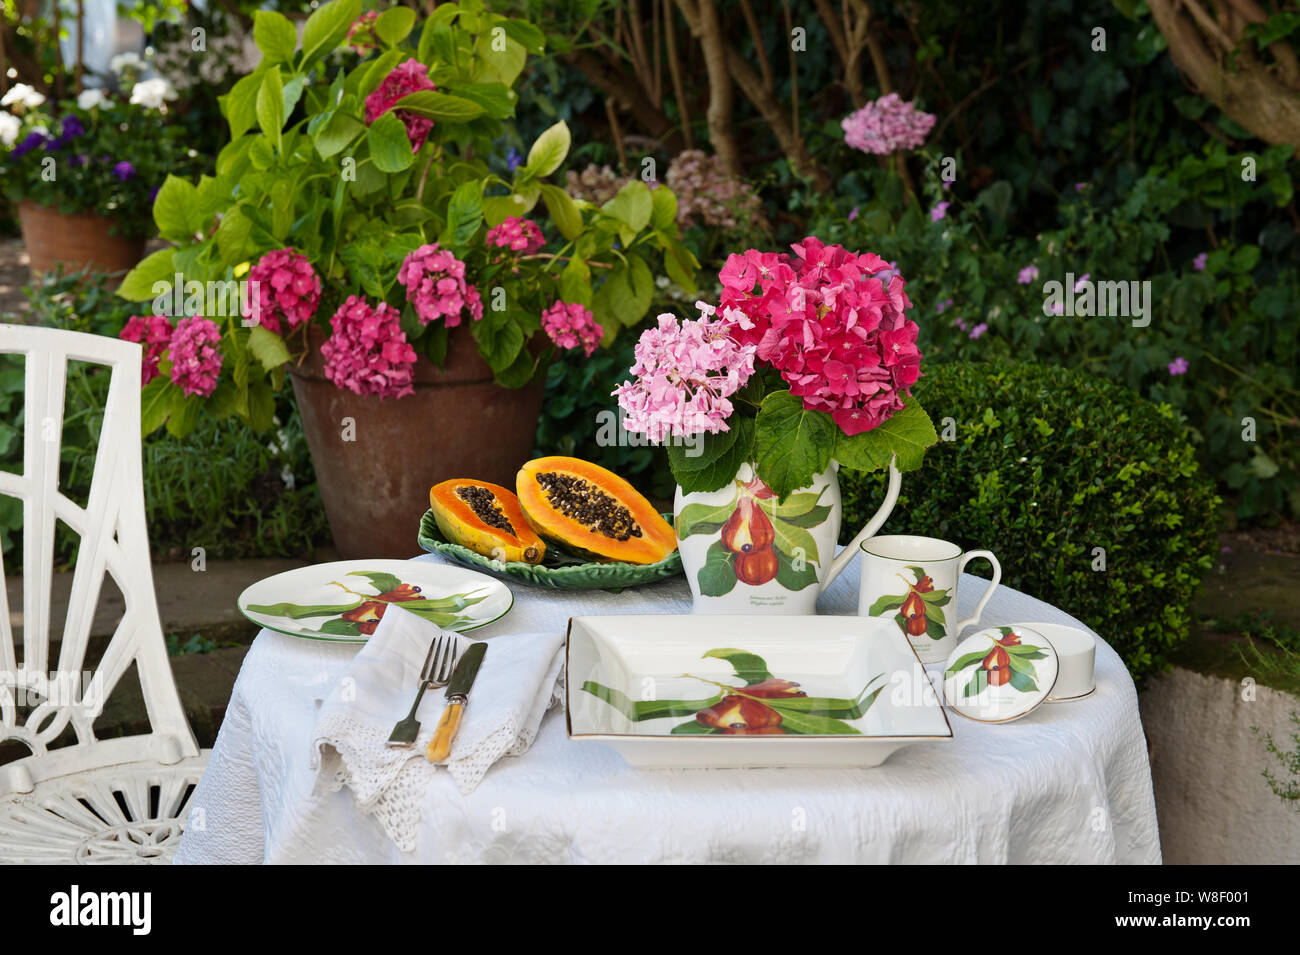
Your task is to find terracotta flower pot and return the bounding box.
[290,325,547,559]
[17,201,146,278]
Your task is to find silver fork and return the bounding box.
[386,634,456,747]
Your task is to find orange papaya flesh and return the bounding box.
[430,479,546,564]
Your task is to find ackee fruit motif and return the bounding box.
[516,456,676,564]
[430,479,546,564]
[721,497,775,554]
[734,546,779,586]
[866,564,953,642]
[945,627,1050,698]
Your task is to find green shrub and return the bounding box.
[839,360,1220,684]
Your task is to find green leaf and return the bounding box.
[963,667,989,698]
[374,6,416,46]
[668,417,754,493]
[753,390,836,498]
[832,395,938,474]
[499,18,546,54]
[702,648,773,685]
[651,187,678,230]
[318,618,363,636]
[254,10,298,63]
[696,540,738,597]
[247,326,291,370]
[945,650,990,677]
[770,515,818,566]
[166,394,202,438]
[540,183,581,240]
[301,0,361,66]
[139,376,173,435]
[215,208,253,266]
[367,111,416,172]
[559,257,592,306]
[774,547,819,592]
[309,108,365,159]
[523,120,571,178]
[604,179,652,232]
[674,499,737,539]
[1007,668,1039,693]
[117,247,176,302]
[393,89,485,122]
[346,570,403,593]
[581,682,720,722]
[256,67,285,149]
[152,176,202,242]
[483,194,530,226]
[246,600,363,619]
[247,380,275,431]
[670,719,719,735]
[765,707,862,735]
[449,82,517,119]
[439,179,484,250]
[867,593,906,617]
[221,72,263,139]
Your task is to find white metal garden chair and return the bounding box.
[0,324,206,864]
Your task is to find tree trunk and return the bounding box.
[675,0,742,175]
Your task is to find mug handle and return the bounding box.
[954,550,1001,636]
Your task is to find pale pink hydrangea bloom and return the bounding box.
[540,300,602,357]
[841,93,936,155]
[397,243,483,327]
[168,316,223,397]
[320,295,417,400]
[485,216,545,255]
[243,247,321,333]
[119,314,174,384]
[364,59,436,151]
[613,303,757,443]
[718,238,922,436]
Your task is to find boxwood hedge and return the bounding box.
[839,360,1220,684]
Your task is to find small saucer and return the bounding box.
[941,626,1059,724]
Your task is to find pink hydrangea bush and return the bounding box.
[613,303,757,443]
[540,300,602,357]
[320,295,418,400]
[841,94,936,155]
[168,317,223,397]
[364,59,436,151]
[485,216,545,255]
[243,247,322,333]
[119,314,175,384]
[664,150,766,231]
[718,238,921,435]
[397,243,483,327]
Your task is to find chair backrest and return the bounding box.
[0,324,197,795]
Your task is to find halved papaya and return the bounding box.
[516,456,677,564]
[430,479,546,564]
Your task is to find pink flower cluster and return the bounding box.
[320,295,417,400]
[613,304,757,443]
[397,243,483,327]
[244,247,321,333]
[346,10,380,53]
[169,317,224,397]
[664,150,766,232]
[119,314,175,384]
[719,238,921,435]
[540,300,601,357]
[485,216,545,255]
[364,59,436,151]
[841,94,936,155]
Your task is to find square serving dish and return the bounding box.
[566,614,952,769]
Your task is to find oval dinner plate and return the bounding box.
[237,559,513,643]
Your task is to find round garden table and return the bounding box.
[175,552,1161,864]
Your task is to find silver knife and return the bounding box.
[425,641,487,762]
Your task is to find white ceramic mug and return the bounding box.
[858,535,1002,664]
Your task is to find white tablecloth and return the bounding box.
[176,552,1161,864]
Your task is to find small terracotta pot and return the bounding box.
[17,201,146,278]
[291,325,547,559]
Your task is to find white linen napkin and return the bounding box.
[310,604,565,852]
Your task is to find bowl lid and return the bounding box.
[941,625,1059,724]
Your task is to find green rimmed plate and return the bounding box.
[417,509,683,591]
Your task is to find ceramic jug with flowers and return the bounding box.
[615,239,938,614]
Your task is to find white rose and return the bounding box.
[0,83,46,113]
[77,88,108,110]
[0,112,20,147]
[129,78,178,110]
[109,51,146,74]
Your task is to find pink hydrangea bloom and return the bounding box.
[243,247,321,333]
[718,238,922,436]
[396,243,483,327]
[320,295,417,400]
[168,317,223,397]
[347,10,380,53]
[613,303,757,443]
[485,216,545,255]
[119,314,174,384]
[364,59,436,151]
[841,94,936,155]
[540,300,601,357]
